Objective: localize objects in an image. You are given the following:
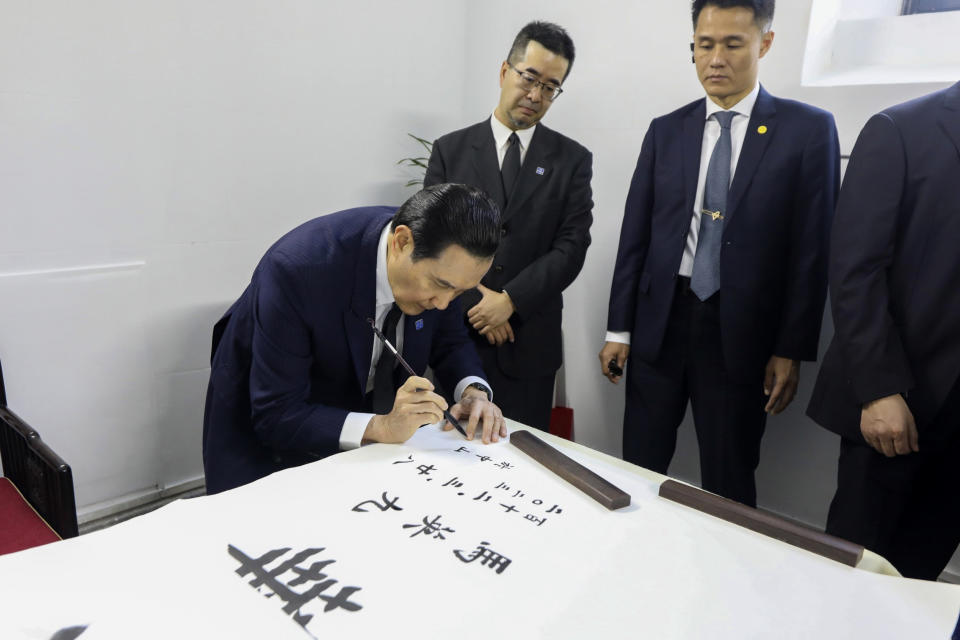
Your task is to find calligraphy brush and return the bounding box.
[367,318,468,438]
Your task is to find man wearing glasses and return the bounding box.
[600,0,839,506]
[424,21,593,432]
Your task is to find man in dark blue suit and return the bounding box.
[203,184,508,494]
[600,0,839,506]
[808,82,960,580]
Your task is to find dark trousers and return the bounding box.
[623,278,767,507]
[826,378,960,580]
[476,343,554,432]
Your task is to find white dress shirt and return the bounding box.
[340,223,490,449]
[606,84,760,347]
[490,112,535,168]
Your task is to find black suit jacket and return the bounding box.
[202,207,484,493]
[808,81,960,440]
[607,87,840,380]
[423,119,593,378]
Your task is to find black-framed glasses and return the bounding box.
[508,64,564,101]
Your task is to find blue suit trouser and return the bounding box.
[622,278,767,507]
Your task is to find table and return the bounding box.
[1,423,957,639]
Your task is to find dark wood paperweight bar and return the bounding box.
[658,479,864,567]
[510,430,631,510]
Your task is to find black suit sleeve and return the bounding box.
[606,123,656,332]
[829,113,914,403]
[773,111,840,361]
[423,139,445,188]
[504,150,593,319]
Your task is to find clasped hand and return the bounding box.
[468,284,515,345]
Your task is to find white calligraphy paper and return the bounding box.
[1,425,958,639]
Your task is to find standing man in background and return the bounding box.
[600,0,839,506]
[424,21,593,432]
[808,81,960,580]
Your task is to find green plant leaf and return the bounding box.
[398,133,433,188]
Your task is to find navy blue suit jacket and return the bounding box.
[607,87,840,380]
[808,81,960,441]
[424,120,593,377]
[202,207,484,493]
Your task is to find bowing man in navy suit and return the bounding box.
[424,21,593,432]
[600,0,839,506]
[203,184,508,494]
[808,82,960,580]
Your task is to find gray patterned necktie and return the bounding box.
[691,110,736,301]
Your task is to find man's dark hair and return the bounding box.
[506,21,576,81]
[392,183,501,261]
[691,0,775,32]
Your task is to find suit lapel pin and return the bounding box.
[536,166,545,175]
[415,318,424,330]
[757,125,768,134]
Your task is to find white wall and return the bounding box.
[2,0,956,573]
[805,0,960,86]
[0,0,469,509]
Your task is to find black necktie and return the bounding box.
[501,132,521,202]
[371,304,402,414]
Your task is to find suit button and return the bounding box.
[500,226,507,237]
[494,265,503,273]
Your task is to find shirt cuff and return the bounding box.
[340,412,374,450]
[455,376,493,402]
[605,331,631,345]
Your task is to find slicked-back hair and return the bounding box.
[506,21,576,81]
[392,183,501,262]
[692,0,775,32]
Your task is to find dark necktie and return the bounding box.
[691,110,736,301]
[501,132,521,202]
[371,303,402,414]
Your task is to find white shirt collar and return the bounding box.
[704,83,760,120]
[490,111,536,155]
[375,222,394,309]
